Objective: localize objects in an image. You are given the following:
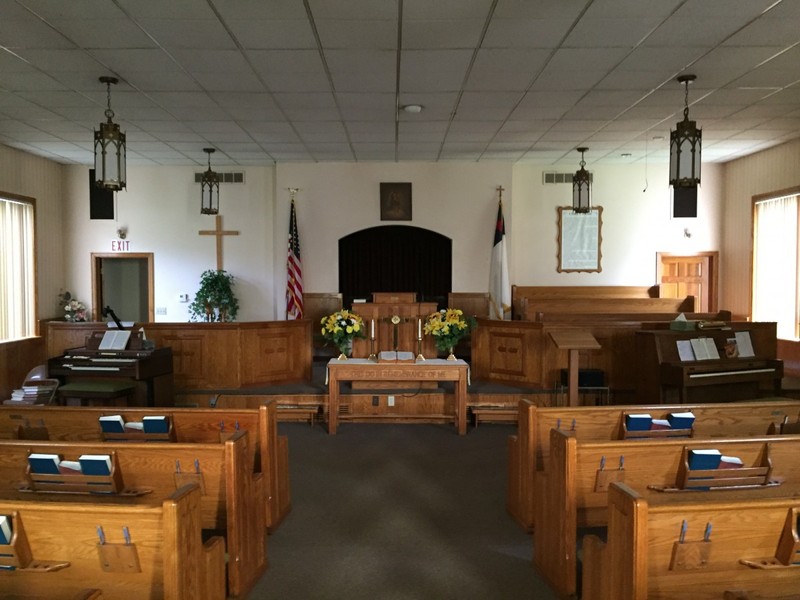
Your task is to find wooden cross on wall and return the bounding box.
[198,215,239,271]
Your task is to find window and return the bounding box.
[752,189,800,340]
[0,194,36,341]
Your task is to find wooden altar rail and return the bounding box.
[44,320,312,392]
[471,313,731,395]
[583,482,800,600]
[0,400,290,532]
[0,432,265,599]
[0,484,225,600]
[535,431,800,598]
[507,397,800,531]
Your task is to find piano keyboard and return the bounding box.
[67,366,121,371]
[689,368,775,379]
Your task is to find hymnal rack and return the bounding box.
[0,511,70,572]
[20,451,150,496]
[99,415,174,442]
[650,445,776,492]
[740,506,800,569]
[620,412,694,439]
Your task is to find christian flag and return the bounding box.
[489,200,511,320]
[286,199,304,319]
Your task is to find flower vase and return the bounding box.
[337,339,352,361]
[446,346,456,361]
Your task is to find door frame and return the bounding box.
[91,252,155,322]
[656,251,719,313]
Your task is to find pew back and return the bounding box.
[0,433,264,599]
[507,398,800,530]
[0,484,225,600]
[0,401,291,531]
[583,482,800,600]
[534,431,800,597]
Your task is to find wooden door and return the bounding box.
[657,252,718,312]
[91,253,154,322]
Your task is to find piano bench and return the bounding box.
[57,381,137,407]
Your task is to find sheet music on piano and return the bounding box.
[98,330,131,351]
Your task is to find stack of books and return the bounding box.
[27,453,112,476]
[625,411,696,432]
[5,379,58,405]
[0,515,11,545]
[99,414,169,434]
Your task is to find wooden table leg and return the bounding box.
[456,367,467,435]
[327,372,339,435]
[567,349,580,407]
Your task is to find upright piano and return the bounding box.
[634,322,783,404]
[48,331,174,406]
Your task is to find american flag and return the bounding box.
[286,198,304,319]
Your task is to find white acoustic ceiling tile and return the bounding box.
[564,18,664,48]
[330,72,394,94]
[644,17,751,48]
[315,20,397,49]
[50,19,156,49]
[273,92,336,109]
[351,142,396,154]
[451,106,510,121]
[228,20,317,50]
[458,91,524,109]
[260,72,332,93]
[402,19,486,49]
[175,50,253,74]
[470,48,552,75]
[339,107,393,121]
[0,71,67,92]
[192,71,265,93]
[136,19,237,50]
[293,120,346,135]
[675,0,778,18]
[117,0,218,18]
[325,49,398,75]
[494,0,587,20]
[225,106,285,121]
[592,70,669,91]
[246,50,325,74]
[348,130,395,143]
[214,0,307,20]
[401,49,474,75]
[280,107,341,121]
[14,49,101,73]
[483,18,576,49]
[306,0,397,20]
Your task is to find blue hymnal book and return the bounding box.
[28,453,61,474]
[79,454,112,476]
[668,411,696,430]
[98,415,126,434]
[143,415,169,434]
[625,414,652,431]
[0,515,11,545]
[688,449,722,470]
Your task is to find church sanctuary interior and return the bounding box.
[3,0,800,598]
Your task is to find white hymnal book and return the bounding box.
[690,337,720,360]
[735,331,755,358]
[378,351,415,363]
[0,515,11,545]
[676,340,695,361]
[98,330,131,351]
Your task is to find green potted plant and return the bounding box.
[188,269,239,322]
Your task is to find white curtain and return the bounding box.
[752,194,798,340]
[0,197,36,341]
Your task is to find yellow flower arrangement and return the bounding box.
[320,309,366,356]
[423,308,477,354]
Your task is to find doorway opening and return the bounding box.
[91,253,154,323]
[656,251,718,313]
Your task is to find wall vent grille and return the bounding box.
[194,172,245,184]
[542,171,593,184]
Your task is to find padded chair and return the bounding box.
[57,380,137,406]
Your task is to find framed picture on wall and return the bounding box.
[557,206,603,273]
[380,182,412,221]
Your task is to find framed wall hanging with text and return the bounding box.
[557,206,603,273]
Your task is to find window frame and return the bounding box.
[0,191,38,342]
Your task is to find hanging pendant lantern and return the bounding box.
[669,74,702,188]
[572,147,591,213]
[94,76,126,191]
[201,148,220,215]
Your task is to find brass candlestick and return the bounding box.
[416,336,425,361]
[368,337,377,362]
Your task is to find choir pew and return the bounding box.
[0,434,264,599]
[0,484,225,600]
[0,400,290,531]
[508,397,800,530]
[583,482,800,600]
[534,431,800,598]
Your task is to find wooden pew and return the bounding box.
[518,296,695,320]
[507,397,800,531]
[0,483,225,599]
[583,482,800,600]
[0,434,264,599]
[0,401,291,532]
[534,431,800,598]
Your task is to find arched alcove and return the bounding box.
[339,225,452,308]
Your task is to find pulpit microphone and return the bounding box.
[102,305,125,330]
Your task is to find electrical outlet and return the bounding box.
[372,395,379,406]
[387,395,395,407]
[156,307,167,315]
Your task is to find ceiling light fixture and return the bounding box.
[669,74,702,214]
[401,104,423,114]
[94,76,126,191]
[200,148,220,215]
[572,147,591,213]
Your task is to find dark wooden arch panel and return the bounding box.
[338,225,452,308]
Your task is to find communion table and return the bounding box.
[326,358,470,435]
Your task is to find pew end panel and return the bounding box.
[506,399,536,532]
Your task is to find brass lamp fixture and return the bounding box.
[200,148,220,215]
[94,76,126,191]
[669,74,702,215]
[572,147,591,213]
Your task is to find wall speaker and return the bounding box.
[89,168,115,220]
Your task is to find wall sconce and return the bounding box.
[572,147,591,213]
[200,148,220,215]
[94,76,126,191]
[117,226,127,239]
[670,74,702,216]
